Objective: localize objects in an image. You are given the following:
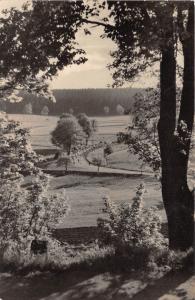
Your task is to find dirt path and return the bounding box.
[47,155,152,177]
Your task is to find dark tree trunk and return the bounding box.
[67,142,71,156]
[65,160,68,171]
[179,4,194,133]
[158,7,194,250]
[176,4,194,250]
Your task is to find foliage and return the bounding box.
[59,113,74,119]
[0,99,6,112]
[91,119,98,132]
[0,112,69,266]
[104,143,113,158]
[118,88,161,174]
[23,103,33,114]
[41,105,49,115]
[51,114,84,155]
[117,87,183,175]
[92,155,105,172]
[69,108,74,115]
[0,112,39,178]
[104,106,110,115]
[5,88,138,116]
[116,104,124,115]
[173,119,192,157]
[1,0,193,251]
[102,1,190,87]
[101,1,194,250]
[57,153,71,171]
[160,248,193,271]
[0,1,88,99]
[109,1,194,248]
[0,175,69,264]
[77,113,94,144]
[98,184,167,265]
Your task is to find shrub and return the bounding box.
[156,247,193,271]
[41,105,49,115]
[23,103,33,114]
[57,153,71,171]
[97,183,168,268]
[0,113,69,267]
[77,113,94,145]
[92,155,105,172]
[104,143,113,157]
[116,104,124,115]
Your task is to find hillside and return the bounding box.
[3,88,143,116]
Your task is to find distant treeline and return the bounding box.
[3,88,143,116]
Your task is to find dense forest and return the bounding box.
[2,88,143,116]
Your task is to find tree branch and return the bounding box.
[140,7,151,26]
[177,6,185,43]
[81,18,115,29]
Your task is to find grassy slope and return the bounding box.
[9,114,130,148]
[10,114,167,229]
[87,143,152,173]
[49,174,165,228]
[107,149,152,172]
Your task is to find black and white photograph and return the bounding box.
[0,0,194,299]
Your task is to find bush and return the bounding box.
[104,144,113,157]
[92,155,106,172]
[77,113,94,145]
[97,184,168,269]
[0,113,69,268]
[156,247,193,271]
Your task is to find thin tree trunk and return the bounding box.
[67,142,71,156]
[65,160,68,171]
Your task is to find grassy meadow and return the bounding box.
[9,113,166,230]
[49,174,164,229]
[9,114,132,149]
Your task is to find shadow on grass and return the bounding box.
[0,269,193,300]
[0,256,133,300]
[0,252,193,300]
[132,270,193,300]
[55,182,82,189]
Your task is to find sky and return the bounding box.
[0,0,159,89]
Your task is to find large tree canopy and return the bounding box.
[0,1,88,98]
[101,1,194,250]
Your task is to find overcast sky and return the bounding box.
[0,0,159,89]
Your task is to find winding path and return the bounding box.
[45,153,153,177]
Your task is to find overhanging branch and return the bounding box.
[81,18,115,29]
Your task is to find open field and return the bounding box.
[49,174,165,229]
[9,114,167,231]
[12,113,194,176]
[8,114,132,149]
[87,145,152,173]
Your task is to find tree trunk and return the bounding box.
[176,3,194,250]
[65,160,68,171]
[158,7,194,250]
[67,142,71,156]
